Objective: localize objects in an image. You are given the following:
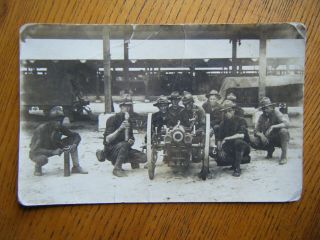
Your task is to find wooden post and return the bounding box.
[95,70,101,102]
[231,38,237,75]
[259,35,267,99]
[145,67,149,97]
[124,37,129,91]
[103,28,112,113]
[64,152,70,177]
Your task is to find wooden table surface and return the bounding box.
[0,0,319,239]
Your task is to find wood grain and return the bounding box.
[0,0,319,239]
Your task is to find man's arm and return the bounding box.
[30,132,61,156]
[223,133,245,141]
[103,116,127,145]
[59,126,81,145]
[266,110,290,136]
[224,118,247,142]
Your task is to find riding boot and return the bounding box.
[113,146,128,177]
[232,151,242,177]
[70,150,88,174]
[34,164,42,176]
[266,147,275,159]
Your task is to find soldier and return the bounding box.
[179,91,206,130]
[167,91,184,127]
[216,100,251,177]
[96,95,147,177]
[250,97,290,165]
[152,95,171,130]
[202,89,223,132]
[29,110,88,176]
[223,92,245,118]
[179,92,206,163]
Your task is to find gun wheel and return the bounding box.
[147,113,157,180]
[201,113,210,180]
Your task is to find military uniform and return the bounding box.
[167,105,184,127]
[29,121,87,176]
[202,101,222,129]
[99,112,147,169]
[224,92,244,118]
[152,95,172,130]
[216,101,251,176]
[167,91,184,127]
[152,111,169,131]
[250,99,290,163]
[179,105,205,129]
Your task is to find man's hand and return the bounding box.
[119,120,130,131]
[128,138,135,146]
[265,125,274,137]
[260,133,269,146]
[53,148,64,156]
[69,144,77,153]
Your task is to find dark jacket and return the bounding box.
[167,105,184,127]
[202,101,222,127]
[217,116,250,143]
[256,109,290,134]
[104,112,134,146]
[29,122,81,157]
[179,105,205,129]
[152,111,169,131]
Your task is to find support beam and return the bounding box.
[259,35,267,99]
[95,70,101,102]
[231,38,237,75]
[103,28,112,113]
[124,37,129,90]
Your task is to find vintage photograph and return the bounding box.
[18,24,305,205]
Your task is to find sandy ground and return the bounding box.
[18,119,303,206]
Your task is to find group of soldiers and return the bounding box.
[29,90,290,178]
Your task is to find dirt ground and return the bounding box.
[18,118,303,206]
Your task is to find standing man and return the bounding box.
[216,100,251,177]
[29,110,88,176]
[250,97,290,165]
[96,95,147,177]
[167,91,184,127]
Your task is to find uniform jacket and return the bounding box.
[104,112,134,146]
[29,122,81,157]
[256,109,290,134]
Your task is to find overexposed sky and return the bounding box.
[20,39,305,60]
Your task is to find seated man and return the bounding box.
[216,100,251,177]
[152,95,171,131]
[179,91,206,130]
[29,109,88,176]
[179,91,206,162]
[96,95,147,177]
[250,97,290,165]
[202,89,223,131]
[167,91,184,127]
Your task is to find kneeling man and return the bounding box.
[250,97,290,165]
[29,110,88,176]
[216,100,251,177]
[96,95,147,177]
